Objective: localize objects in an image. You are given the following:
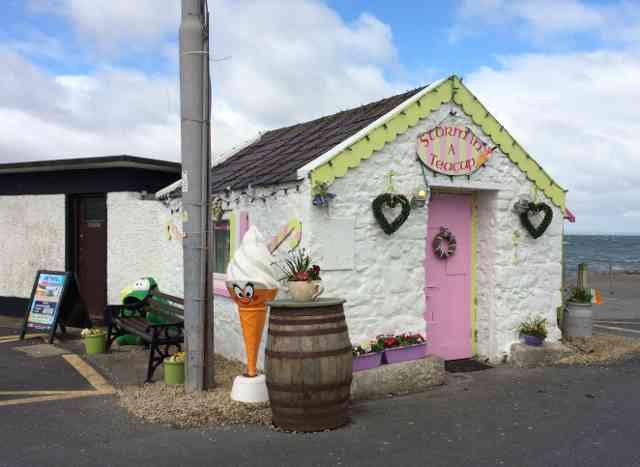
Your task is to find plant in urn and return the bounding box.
[278,249,324,302]
[226,226,279,403]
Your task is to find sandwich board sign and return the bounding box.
[20,270,91,344]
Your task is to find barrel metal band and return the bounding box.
[269,307,344,318]
[271,404,350,419]
[269,395,350,409]
[268,316,345,326]
[265,346,352,359]
[266,380,352,392]
[268,326,348,337]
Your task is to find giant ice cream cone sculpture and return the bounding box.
[226,226,279,378]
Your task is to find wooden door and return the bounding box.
[425,192,473,360]
[73,195,107,321]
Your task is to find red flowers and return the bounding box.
[308,264,321,281]
[294,271,309,281]
[375,333,425,349]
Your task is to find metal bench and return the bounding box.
[106,290,184,382]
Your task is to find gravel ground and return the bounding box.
[117,355,271,428]
[558,335,640,365]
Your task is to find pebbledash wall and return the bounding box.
[149,100,563,365]
[106,192,184,304]
[0,195,66,301]
[307,101,563,362]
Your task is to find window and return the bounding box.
[213,220,230,274]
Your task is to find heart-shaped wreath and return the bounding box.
[520,202,553,239]
[372,193,411,235]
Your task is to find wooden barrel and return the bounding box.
[265,298,352,432]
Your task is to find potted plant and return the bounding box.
[563,287,593,338]
[81,328,106,354]
[312,182,336,207]
[380,333,427,364]
[352,339,384,372]
[278,249,324,302]
[518,315,548,346]
[164,351,185,385]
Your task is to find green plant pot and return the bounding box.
[164,360,185,385]
[83,334,106,354]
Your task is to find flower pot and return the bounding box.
[164,360,185,385]
[83,334,106,354]
[383,342,427,364]
[288,280,324,302]
[353,352,383,372]
[523,334,544,347]
[563,301,593,338]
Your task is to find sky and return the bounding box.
[1,0,639,234]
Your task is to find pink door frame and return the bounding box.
[425,192,473,361]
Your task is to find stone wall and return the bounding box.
[0,195,66,299]
[307,101,564,361]
[153,101,564,364]
[106,192,183,304]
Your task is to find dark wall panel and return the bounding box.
[0,168,180,195]
[0,296,28,318]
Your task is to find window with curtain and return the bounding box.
[213,220,230,274]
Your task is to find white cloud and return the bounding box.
[30,0,178,52]
[1,0,409,164]
[451,0,640,45]
[466,51,640,233]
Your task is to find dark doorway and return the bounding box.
[70,195,107,322]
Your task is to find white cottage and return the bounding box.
[154,75,572,364]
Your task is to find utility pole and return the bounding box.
[179,0,215,391]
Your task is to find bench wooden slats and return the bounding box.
[147,297,184,318]
[106,289,185,382]
[152,291,184,305]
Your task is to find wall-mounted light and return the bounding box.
[411,189,428,208]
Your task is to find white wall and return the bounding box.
[107,192,183,304]
[0,195,66,298]
[153,102,564,365]
[211,187,308,365]
[307,102,563,361]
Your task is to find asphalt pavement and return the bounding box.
[3,329,640,467]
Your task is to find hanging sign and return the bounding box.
[20,270,91,343]
[417,126,494,176]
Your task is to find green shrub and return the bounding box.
[570,287,592,304]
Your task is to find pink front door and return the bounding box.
[425,192,472,360]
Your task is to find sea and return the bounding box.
[564,235,640,275]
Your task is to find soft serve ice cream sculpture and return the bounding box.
[226,226,279,378]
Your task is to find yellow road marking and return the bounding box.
[62,354,115,394]
[0,334,44,344]
[0,391,101,408]
[0,390,75,396]
[0,348,115,407]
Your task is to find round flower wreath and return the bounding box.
[432,226,457,259]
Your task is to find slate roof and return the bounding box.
[211,86,426,192]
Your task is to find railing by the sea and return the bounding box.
[563,258,640,292]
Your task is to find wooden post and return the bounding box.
[609,263,614,295]
[577,263,589,290]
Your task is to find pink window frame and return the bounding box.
[213,212,249,297]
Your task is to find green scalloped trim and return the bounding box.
[450,76,565,209]
[310,75,566,209]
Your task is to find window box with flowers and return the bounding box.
[379,333,427,364]
[352,340,384,372]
